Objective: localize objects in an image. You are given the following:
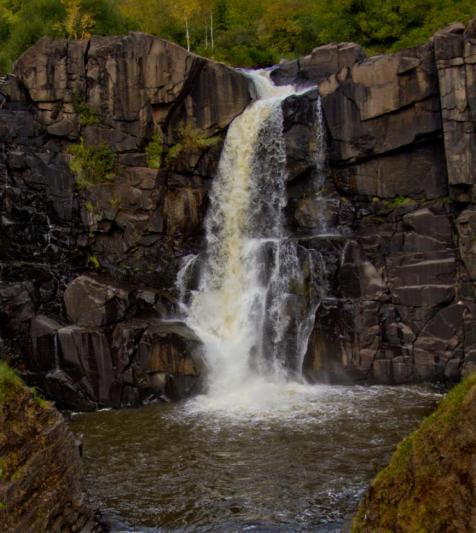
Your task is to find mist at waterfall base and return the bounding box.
[69,73,442,532]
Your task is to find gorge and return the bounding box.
[1,17,476,533]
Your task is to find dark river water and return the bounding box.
[69,383,441,532]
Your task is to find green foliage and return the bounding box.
[0,0,475,74]
[84,199,95,212]
[30,386,49,408]
[72,93,100,126]
[0,361,22,405]
[0,0,132,75]
[88,254,101,268]
[119,0,476,66]
[67,138,116,188]
[385,195,414,208]
[109,196,121,209]
[145,130,163,169]
[166,123,221,165]
[0,361,48,407]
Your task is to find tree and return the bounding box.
[54,0,94,39]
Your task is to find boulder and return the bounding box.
[64,275,130,327]
[352,373,476,532]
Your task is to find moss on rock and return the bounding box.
[352,373,476,532]
[0,362,94,531]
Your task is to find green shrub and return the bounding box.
[385,195,414,208]
[166,123,220,165]
[88,254,101,269]
[72,93,100,126]
[67,138,116,188]
[145,130,163,169]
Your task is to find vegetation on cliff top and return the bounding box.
[0,0,475,74]
[352,372,476,532]
[0,361,48,408]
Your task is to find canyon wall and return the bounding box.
[275,21,476,385]
[1,22,476,408]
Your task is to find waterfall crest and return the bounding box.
[178,71,323,415]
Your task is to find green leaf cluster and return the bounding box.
[145,130,163,169]
[0,0,132,74]
[166,123,221,165]
[72,93,100,126]
[67,138,116,188]
[0,0,475,74]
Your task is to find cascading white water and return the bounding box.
[178,71,323,416]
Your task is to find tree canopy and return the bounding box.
[0,0,475,74]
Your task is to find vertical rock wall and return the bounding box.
[280,22,476,384]
[0,34,250,409]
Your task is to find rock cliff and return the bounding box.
[296,22,476,385]
[0,362,97,531]
[352,372,476,532]
[1,22,476,408]
[0,33,248,409]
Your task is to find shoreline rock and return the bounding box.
[352,372,476,532]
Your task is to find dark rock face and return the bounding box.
[301,21,476,386]
[0,366,97,531]
[30,276,203,410]
[272,42,365,87]
[0,33,247,409]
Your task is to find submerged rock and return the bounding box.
[352,372,476,532]
[0,362,98,531]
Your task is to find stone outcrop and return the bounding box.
[0,363,98,531]
[272,42,365,87]
[352,372,476,532]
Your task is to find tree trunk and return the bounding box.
[185,17,191,51]
[210,12,214,49]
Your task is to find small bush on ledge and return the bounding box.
[72,93,101,126]
[166,123,221,165]
[67,138,116,188]
[146,130,163,169]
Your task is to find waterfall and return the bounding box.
[178,71,323,414]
